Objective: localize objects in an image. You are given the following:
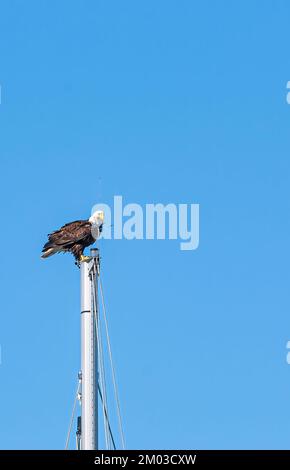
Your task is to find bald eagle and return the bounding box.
[41,211,104,263]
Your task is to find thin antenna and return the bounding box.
[99,177,102,199]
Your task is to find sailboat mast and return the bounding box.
[80,250,99,449]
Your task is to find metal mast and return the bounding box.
[80,248,99,450]
[64,245,124,450]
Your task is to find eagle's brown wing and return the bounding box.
[41,220,94,259]
[48,220,92,246]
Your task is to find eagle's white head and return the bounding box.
[89,210,104,226]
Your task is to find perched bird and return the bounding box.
[41,211,104,264]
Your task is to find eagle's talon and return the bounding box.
[79,255,92,263]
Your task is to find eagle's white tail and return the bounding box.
[41,247,58,259]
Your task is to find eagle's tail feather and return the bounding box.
[41,247,58,259]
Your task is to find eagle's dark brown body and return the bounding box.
[41,220,97,261]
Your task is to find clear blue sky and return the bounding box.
[0,0,290,450]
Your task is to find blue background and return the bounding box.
[0,0,290,449]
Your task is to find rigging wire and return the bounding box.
[97,310,111,449]
[99,275,126,450]
[98,384,117,450]
[65,378,81,450]
[91,268,111,449]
